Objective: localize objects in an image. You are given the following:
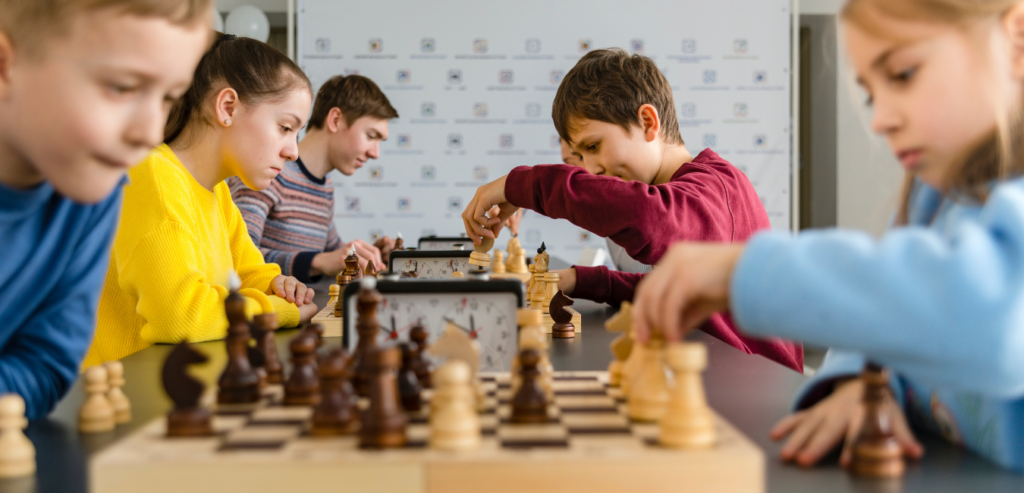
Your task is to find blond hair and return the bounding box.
[0,0,212,56]
[843,0,1024,225]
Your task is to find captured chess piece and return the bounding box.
[359,346,408,449]
[252,313,284,384]
[409,323,432,388]
[850,363,906,478]
[398,342,423,412]
[627,334,669,422]
[353,277,383,397]
[217,288,260,405]
[549,290,576,339]
[79,365,115,433]
[105,361,131,424]
[510,349,549,423]
[0,394,34,478]
[284,330,321,406]
[604,302,635,387]
[659,342,716,449]
[430,360,481,451]
[492,250,506,274]
[163,342,213,437]
[469,235,494,268]
[310,349,359,436]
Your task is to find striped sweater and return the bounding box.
[229,159,342,283]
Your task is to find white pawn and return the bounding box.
[0,394,34,478]
[105,361,131,425]
[627,338,669,422]
[430,361,481,451]
[659,342,716,449]
[79,366,115,433]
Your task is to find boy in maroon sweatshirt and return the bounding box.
[462,48,802,373]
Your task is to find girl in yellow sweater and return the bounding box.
[85,34,317,366]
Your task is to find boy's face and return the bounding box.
[565,118,662,184]
[0,10,209,203]
[328,115,388,176]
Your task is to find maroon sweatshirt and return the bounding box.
[504,149,803,373]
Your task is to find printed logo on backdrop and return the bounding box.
[739,134,783,156]
[733,39,749,54]
[447,133,463,149]
[578,39,592,53]
[630,39,644,54]
[397,69,411,84]
[385,196,421,219]
[447,196,462,211]
[526,38,541,53]
[754,71,767,84]
[343,68,359,76]
[421,165,437,181]
[680,103,697,119]
[369,166,383,181]
[733,102,749,118]
[754,134,767,148]
[525,228,542,244]
[421,102,436,117]
[693,68,727,91]
[473,103,489,118]
[578,231,593,243]
[397,134,411,149]
[315,38,331,53]
[473,166,489,181]
[550,134,560,149]
[702,70,717,84]
[499,70,514,85]
[526,103,541,118]
[447,69,463,85]
[682,39,697,54]
[473,38,488,53]
[678,102,710,128]
[385,133,422,156]
[670,38,710,63]
[499,134,514,149]
[421,38,436,53]
[397,197,412,212]
[550,70,564,85]
[703,134,718,148]
[369,38,383,53]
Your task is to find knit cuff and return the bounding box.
[504,166,535,209]
[292,251,322,284]
[572,265,611,304]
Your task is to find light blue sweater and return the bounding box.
[732,178,1024,471]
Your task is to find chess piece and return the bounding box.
[284,331,321,406]
[506,237,528,274]
[163,342,213,437]
[79,366,115,433]
[452,271,465,279]
[364,259,378,278]
[397,343,422,412]
[344,247,363,281]
[429,321,485,411]
[105,361,131,424]
[492,250,506,274]
[513,309,552,398]
[0,394,34,478]
[305,323,325,348]
[333,279,347,317]
[430,360,481,451]
[409,323,432,388]
[534,242,550,269]
[550,290,575,339]
[605,302,635,387]
[530,272,547,312]
[542,272,559,315]
[510,349,549,423]
[659,342,715,449]
[526,263,536,293]
[334,247,361,316]
[394,232,405,251]
[310,349,359,436]
[850,363,906,478]
[252,313,284,384]
[469,236,493,268]
[353,277,383,397]
[217,290,260,404]
[359,346,407,449]
[627,337,669,422]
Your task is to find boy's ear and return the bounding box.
[326,107,345,133]
[214,88,239,127]
[1004,2,1024,79]
[0,32,14,100]
[637,104,661,143]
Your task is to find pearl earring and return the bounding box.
[224,118,231,125]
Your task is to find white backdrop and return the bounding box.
[296,0,794,262]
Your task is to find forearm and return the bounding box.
[572,265,643,306]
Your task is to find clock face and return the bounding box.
[345,291,519,370]
[394,257,473,279]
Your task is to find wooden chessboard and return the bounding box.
[310,296,342,338]
[91,371,763,493]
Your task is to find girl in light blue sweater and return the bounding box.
[632,0,1024,472]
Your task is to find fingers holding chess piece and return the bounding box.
[105,361,131,424]
[79,366,115,433]
[469,236,494,268]
[659,342,715,449]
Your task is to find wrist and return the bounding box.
[309,252,326,277]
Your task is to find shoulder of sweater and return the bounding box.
[122,152,201,229]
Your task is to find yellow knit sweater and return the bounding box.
[84,145,300,367]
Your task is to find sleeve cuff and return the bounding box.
[792,349,906,412]
[571,265,611,303]
[504,166,535,209]
[267,296,302,328]
[292,251,322,284]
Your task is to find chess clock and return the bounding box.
[389,250,474,279]
[417,236,474,251]
[340,279,525,371]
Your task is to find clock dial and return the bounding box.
[395,258,472,279]
[441,297,515,370]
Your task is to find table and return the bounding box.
[5,273,1023,492]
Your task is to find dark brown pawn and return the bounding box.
[510,348,549,423]
[164,342,214,437]
[310,349,360,436]
[550,290,576,339]
[397,343,422,412]
[364,260,378,278]
[284,331,321,406]
[393,236,405,251]
[305,323,325,349]
[409,323,432,388]
[252,313,284,384]
[359,346,407,449]
[353,280,382,397]
[344,251,362,280]
[850,363,905,478]
[218,292,260,404]
[333,273,351,317]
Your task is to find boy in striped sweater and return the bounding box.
[230,75,399,283]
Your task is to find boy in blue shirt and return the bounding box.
[0,0,209,418]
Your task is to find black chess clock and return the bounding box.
[340,279,525,371]
[389,250,475,279]
[417,236,474,251]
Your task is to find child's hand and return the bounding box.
[374,236,398,262]
[298,301,319,324]
[271,275,314,306]
[770,379,924,467]
[554,268,576,295]
[463,174,519,244]
[632,242,744,343]
[311,248,348,277]
[489,206,524,236]
[345,239,386,272]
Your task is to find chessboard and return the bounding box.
[91,371,763,493]
[310,286,342,338]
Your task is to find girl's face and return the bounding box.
[844,8,1018,189]
[222,86,312,190]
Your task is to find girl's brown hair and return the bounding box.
[164,33,312,145]
[842,0,1024,224]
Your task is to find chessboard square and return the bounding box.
[496,405,561,420]
[555,395,618,410]
[406,424,431,442]
[630,422,660,440]
[214,401,262,416]
[552,380,606,393]
[498,424,567,441]
[225,425,300,444]
[212,415,248,432]
[606,387,626,400]
[479,414,499,430]
[561,413,631,431]
[570,435,646,452]
[261,384,284,402]
[480,381,499,394]
[249,406,312,425]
